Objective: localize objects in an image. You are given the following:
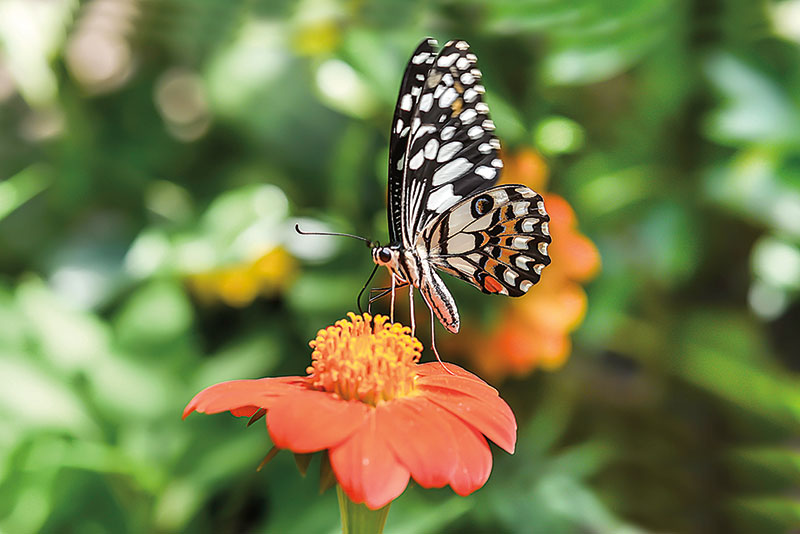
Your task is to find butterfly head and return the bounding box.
[371,245,400,268]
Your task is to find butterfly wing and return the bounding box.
[420,184,552,296]
[387,38,438,245]
[399,40,503,248]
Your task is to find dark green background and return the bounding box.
[1,0,798,532]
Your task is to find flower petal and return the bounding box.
[182,377,306,419]
[376,397,457,488]
[267,389,371,453]
[436,411,492,495]
[415,362,493,386]
[419,384,517,454]
[329,410,411,510]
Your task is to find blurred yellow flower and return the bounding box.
[292,19,341,56]
[187,246,297,308]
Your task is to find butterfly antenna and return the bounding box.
[295,224,373,246]
[357,264,380,314]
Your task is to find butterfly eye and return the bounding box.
[471,195,494,217]
[378,248,393,264]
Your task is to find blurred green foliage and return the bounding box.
[1,0,799,532]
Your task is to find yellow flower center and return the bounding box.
[307,312,423,405]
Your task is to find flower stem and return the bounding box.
[337,485,391,534]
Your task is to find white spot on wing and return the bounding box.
[412,52,430,64]
[492,158,503,168]
[503,270,518,285]
[395,119,403,133]
[475,102,489,113]
[409,150,424,170]
[460,108,477,124]
[522,219,537,232]
[538,242,549,255]
[464,88,478,103]
[427,184,460,212]
[512,236,531,249]
[437,52,459,67]
[439,87,458,108]
[456,57,470,70]
[520,280,533,292]
[424,139,439,159]
[468,125,484,139]
[400,94,413,111]
[437,141,462,162]
[460,72,475,85]
[432,157,471,186]
[441,126,456,140]
[478,143,492,154]
[513,202,530,217]
[515,255,533,269]
[475,166,495,180]
[534,264,545,275]
[541,222,550,235]
[419,93,433,112]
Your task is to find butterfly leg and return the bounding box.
[390,274,397,323]
[409,285,416,336]
[429,307,456,375]
[367,282,410,313]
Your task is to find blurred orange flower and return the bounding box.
[454,149,601,379]
[184,313,516,510]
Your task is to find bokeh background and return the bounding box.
[1,0,799,533]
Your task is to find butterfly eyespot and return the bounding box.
[471,194,494,217]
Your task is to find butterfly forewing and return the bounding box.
[400,40,503,248]
[387,38,438,245]
[422,185,552,297]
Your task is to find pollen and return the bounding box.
[307,313,423,404]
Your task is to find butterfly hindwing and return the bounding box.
[422,184,552,296]
[400,39,503,247]
[387,38,438,244]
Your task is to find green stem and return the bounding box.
[337,485,392,534]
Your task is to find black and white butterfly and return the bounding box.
[368,38,552,337]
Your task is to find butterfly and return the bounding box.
[367,38,552,338]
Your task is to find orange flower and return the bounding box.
[183,313,516,510]
[454,149,601,379]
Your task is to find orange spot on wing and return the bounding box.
[483,276,504,293]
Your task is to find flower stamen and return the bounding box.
[307,312,423,404]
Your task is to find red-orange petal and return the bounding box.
[329,411,411,510]
[376,397,457,488]
[415,362,492,386]
[376,395,493,495]
[266,389,371,453]
[435,408,492,495]
[419,384,517,454]
[182,377,306,419]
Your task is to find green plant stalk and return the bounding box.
[337,485,391,534]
